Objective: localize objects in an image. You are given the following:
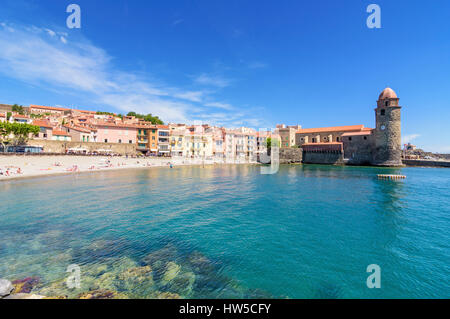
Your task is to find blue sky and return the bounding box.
[0,0,449,152]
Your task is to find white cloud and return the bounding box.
[0,22,266,127]
[44,28,56,37]
[402,134,420,145]
[248,61,268,69]
[173,91,204,103]
[194,73,231,88]
[204,102,234,110]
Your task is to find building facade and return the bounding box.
[276,124,301,148]
[296,88,403,167]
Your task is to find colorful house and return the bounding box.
[94,122,137,144]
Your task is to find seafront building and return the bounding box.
[295,87,403,166]
[1,87,403,166]
[275,124,302,148]
[157,125,170,156]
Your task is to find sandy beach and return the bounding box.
[0,155,237,181]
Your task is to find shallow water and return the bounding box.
[0,164,449,298]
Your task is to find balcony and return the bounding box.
[137,145,149,151]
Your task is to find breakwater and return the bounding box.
[403,159,450,168]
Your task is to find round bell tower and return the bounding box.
[373,87,403,166]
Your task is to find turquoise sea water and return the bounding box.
[0,164,449,299]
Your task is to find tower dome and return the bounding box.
[378,87,397,100]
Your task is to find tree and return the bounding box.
[0,122,40,152]
[11,104,25,115]
[126,111,164,125]
[266,137,281,156]
[266,137,281,149]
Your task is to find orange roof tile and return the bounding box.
[78,110,97,114]
[53,130,71,136]
[94,122,138,129]
[341,131,373,137]
[12,114,30,119]
[297,125,365,134]
[32,120,53,128]
[64,125,92,133]
[303,142,344,146]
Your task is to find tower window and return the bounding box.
[385,101,389,106]
[336,137,340,142]
[380,109,386,116]
[348,137,352,141]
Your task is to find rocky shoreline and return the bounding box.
[0,242,269,300]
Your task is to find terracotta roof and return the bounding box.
[94,122,138,129]
[297,125,365,134]
[303,142,343,146]
[12,114,29,119]
[53,130,71,136]
[30,105,70,112]
[378,87,397,100]
[157,125,169,129]
[64,125,92,133]
[78,110,97,114]
[136,124,158,129]
[32,120,53,128]
[341,131,373,137]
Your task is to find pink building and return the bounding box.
[93,122,137,144]
[206,127,225,159]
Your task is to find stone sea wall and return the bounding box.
[279,148,302,164]
[403,159,450,168]
[343,137,374,166]
[27,140,137,155]
[302,151,344,165]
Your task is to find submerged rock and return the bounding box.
[35,278,69,298]
[117,266,154,295]
[12,276,40,294]
[156,292,181,299]
[142,244,178,267]
[188,251,215,274]
[96,272,118,292]
[84,263,109,277]
[162,262,181,283]
[37,274,99,299]
[0,279,14,297]
[77,289,129,299]
[166,271,196,297]
[4,293,46,299]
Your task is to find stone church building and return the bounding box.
[295,88,403,166]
